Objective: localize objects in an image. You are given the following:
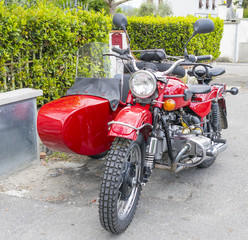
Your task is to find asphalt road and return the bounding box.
[0,66,248,240]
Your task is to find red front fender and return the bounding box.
[108,105,153,141]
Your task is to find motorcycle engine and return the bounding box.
[155,112,212,166]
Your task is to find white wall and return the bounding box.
[219,19,248,62]
[124,0,144,8]
[219,22,237,61]
[170,0,218,17]
[123,0,218,17]
[238,19,248,43]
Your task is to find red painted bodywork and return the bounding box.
[154,82,166,108]
[189,100,211,118]
[164,77,191,110]
[37,95,121,156]
[108,105,153,141]
[189,85,225,118]
[37,75,225,157]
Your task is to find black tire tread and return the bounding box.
[99,138,141,234]
[198,111,220,169]
[197,157,215,168]
[88,151,108,159]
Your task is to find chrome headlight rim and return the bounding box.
[129,70,157,99]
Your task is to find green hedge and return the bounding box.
[126,15,224,59]
[0,1,111,104]
[243,9,248,18]
[0,7,224,105]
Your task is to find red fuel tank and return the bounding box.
[164,77,191,110]
[37,95,121,156]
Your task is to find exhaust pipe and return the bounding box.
[206,140,227,158]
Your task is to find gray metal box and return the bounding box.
[0,89,43,176]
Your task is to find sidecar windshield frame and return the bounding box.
[76,42,123,79]
[66,43,125,111]
[66,76,121,111]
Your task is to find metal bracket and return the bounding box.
[212,84,225,102]
[108,121,153,135]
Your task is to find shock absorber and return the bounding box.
[143,137,157,183]
[211,102,220,132]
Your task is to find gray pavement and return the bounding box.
[215,62,248,88]
[1,63,248,240]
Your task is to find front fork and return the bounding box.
[143,137,158,182]
[143,107,159,182]
[142,107,178,183]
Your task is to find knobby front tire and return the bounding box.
[99,137,142,234]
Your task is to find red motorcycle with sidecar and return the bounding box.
[37,14,238,234]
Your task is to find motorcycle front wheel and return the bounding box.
[99,137,142,234]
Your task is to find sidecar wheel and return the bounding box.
[88,151,108,159]
[99,137,142,234]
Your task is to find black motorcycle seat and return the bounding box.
[187,67,225,79]
[140,49,166,62]
[187,84,211,94]
[207,67,225,78]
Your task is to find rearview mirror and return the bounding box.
[113,13,131,52]
[193,18,215,34]
[184,18,214,58]
[113,13,128,30]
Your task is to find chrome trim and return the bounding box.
[207,142,227,158]
[154,59,185,78]
[216,85,225,100]
[148,137,158,155]
[164,94,185,98]
[152,100,165,104]
[212,84,225,102]
[129,70,157,99]
[172,144,191,172]
[108,121,153,135]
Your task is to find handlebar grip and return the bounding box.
[104,53,130,61]
[112,47,125,55]
[195,55,212,62]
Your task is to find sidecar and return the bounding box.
[38,95,121,156]
[37,43,124,156]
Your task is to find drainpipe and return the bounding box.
[234,20,239,62]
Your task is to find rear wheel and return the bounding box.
[197,157,215,168]
[99,137,142,234]
[197,108,221,169]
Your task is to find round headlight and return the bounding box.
[129,70,157,99]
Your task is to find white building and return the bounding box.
[158,0,218,17]
[124,0,248,62]
[124,0,219,17]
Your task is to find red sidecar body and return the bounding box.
[37,95,121,156]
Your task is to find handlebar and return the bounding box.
[188,54,212,63]
[155,59,185,79]
[103,53,130,61]
[111,47,212,77]
[195,55,212,62]
[110,47,139,71]
[112,47,127,55]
